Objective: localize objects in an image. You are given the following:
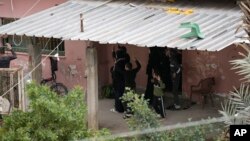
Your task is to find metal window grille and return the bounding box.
[0,67,26,114]
[1,18,65,56]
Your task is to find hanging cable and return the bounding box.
[54,47,60,61]
[10,0,41,46]
[10,0,17,20]
[10,0,23,46]
[12,34,23,46]
[21,0,41,18]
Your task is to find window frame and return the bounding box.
[1,18,65,56]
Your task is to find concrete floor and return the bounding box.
[99,98,221,134]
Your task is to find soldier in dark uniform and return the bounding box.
[168,50,181,110]
[0,43,17,68]
[145,48,157,105]
[110,46,130,113]
[124,58,141,90]
[145,47,166,105]
[159,48,172,92]
[112,45,130,65]
[123,58,141,118]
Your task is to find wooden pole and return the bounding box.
[21,69,25,111]
[86,42,99,130]
[0,18,2,47]
[80,13,84,32]
[18,70,22,110]
[27,37,42,83]
[9,73,14,110]
[0,68,23,71]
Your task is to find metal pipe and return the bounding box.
[80,13,84,32]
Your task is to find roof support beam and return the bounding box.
[0,19,2,47]
[28,37,42,83]
[86,42,99,130]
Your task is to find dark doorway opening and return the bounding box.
[175,49,182,92]
[145,47,182,102]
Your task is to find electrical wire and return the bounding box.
[10,0,16,20]
[21,0,41,18]
[10,0,41,46]
[12,35,22,46]
[10,0,21,46]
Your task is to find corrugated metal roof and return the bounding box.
[0,0,246,51]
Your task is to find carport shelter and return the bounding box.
[0,0,246,130]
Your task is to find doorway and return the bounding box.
[145,47,182,93]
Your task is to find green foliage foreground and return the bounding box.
[0,83,109,141]
[121,89,224,141]
[0,85,225,141]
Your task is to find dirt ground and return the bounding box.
[99,97,221,134]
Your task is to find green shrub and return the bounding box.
[101,85,114,99]
[0,128,6,140]
[122,89,223,141]
[121,88,167,141]
[219,1,250,140]
[165,124,217,141]
[1,83,110,141]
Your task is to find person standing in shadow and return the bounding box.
[124,58,141,90]
[110,45,130,113]
[145,47,163,105]
[145,48,156,105]
[152,69,166,118]
[0,43,17,68]
[123,58,141,118]
[168,50,181,110]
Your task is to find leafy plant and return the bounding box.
[101,85,114,99]
[121,89,223,141]
[169,121,226,141]
[0,83,110,141]
[219,1,250,138]
[220,34,250,126]
[121,88,167,140]
[218,49,250,139]
[0,128,6,141]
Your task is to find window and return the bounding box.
[37,37,65,56]
[1,18,65,56]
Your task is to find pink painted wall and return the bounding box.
[182,45,244,102]
[125,45,149,88]
[97,44,244,103]
[9,42,244,101]
[96,44,149,90]
[0,0,65,18]
[60,40,87,89]
[96,44,111,90]
[10,40,87,90]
